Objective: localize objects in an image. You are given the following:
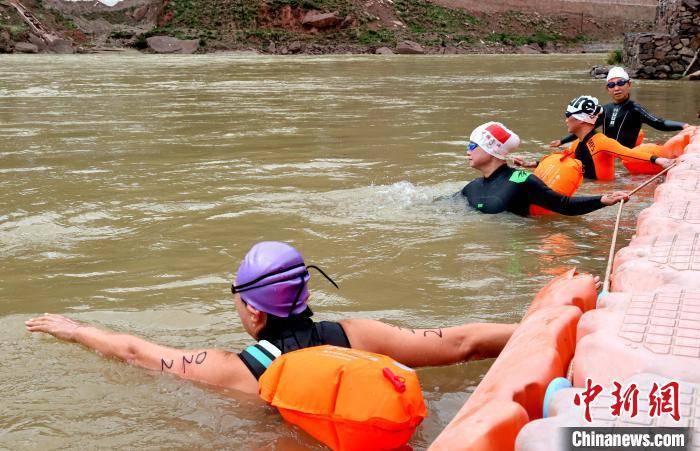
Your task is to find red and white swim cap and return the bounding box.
[469,122,520,160]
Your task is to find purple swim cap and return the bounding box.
[234,242,311,317]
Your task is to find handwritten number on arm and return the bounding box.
[182,355,194,373]
[391,324,443,337]
[160,351,208,373]
[423,329,443,338]
[390,324,416,334]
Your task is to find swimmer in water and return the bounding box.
[515,96,676,181]
[460,121,628,216]
[26,241,519,394]
[550,67,690,149]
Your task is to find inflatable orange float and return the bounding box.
[530,152,583,216]
[259,345,426,451]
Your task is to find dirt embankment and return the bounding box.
[0,0,656,55]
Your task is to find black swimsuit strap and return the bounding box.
[576,130,599,179]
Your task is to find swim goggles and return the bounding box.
[606,79,629,89]
[232,263,339,316]
[467,141,479,152]
[564,111,582,118]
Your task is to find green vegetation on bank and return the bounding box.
[0,5,28,40]
[486,31,588,47]
[355,28,395,46]
[45,8,78,31]
[607,49,623,64]
[269,0,355,15]
[127,0,487,49]
[1,23,26,40]
[394,0,479,32]
[393,0,478,46]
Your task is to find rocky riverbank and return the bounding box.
[1,0,654,55]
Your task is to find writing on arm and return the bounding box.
[388,323,444,337]
[160,351,208,374]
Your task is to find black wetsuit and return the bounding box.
[561,98,685,148]
[461,165,604,217]
[238,308,350,379]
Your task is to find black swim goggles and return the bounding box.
[606,79,629,89]
[232,263,339,316]
[565,105,602,119]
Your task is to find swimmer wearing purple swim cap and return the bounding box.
[233,241,337,318]
[27,241,518,394]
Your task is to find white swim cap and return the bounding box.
[566,96,602,125]
[468,122,520,160]
[606,67,630,82]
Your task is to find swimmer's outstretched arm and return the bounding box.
[26,313,258,393]
[339,319,517,368]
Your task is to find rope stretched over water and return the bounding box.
[601,162,678,293]
[627,162,678,197]
[602,201,625,293]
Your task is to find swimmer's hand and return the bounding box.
[26,313,259,393]
[549,140,562,148]
[655,157,675,169]
[26,313,83,341]
[601,191,629,206]
[593,275,601,291]
[512,157,537,168]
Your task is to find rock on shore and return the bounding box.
[146,36,198,54]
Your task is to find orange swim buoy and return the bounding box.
[622,143,666,174]
[259,345,427,451]
[623,130,693,174]
[529,152,583,216]
[430,270,597,450]
[635,129,645,147]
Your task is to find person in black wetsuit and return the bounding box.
[550,67,690,149]
[461,122,628,216]
[26,241,518,394]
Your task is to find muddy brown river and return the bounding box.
[1,53,698,449]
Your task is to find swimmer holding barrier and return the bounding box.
[26,241,518,394]
[460,121,628,216]
[551,67,690,149]
[515,96,675,180]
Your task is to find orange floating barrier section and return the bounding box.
[259,345,427,451]
[572,289,700,387]
[430,270,597,450]
[511,127,700,450]
[430,129,700,451]
[636,199,700,237]
[611,232,700,293]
